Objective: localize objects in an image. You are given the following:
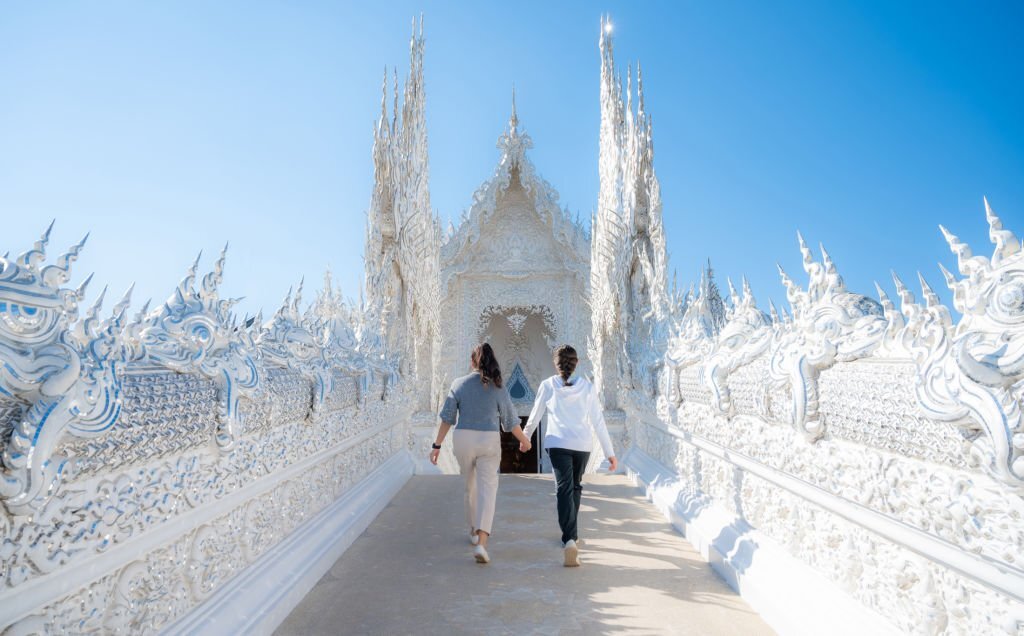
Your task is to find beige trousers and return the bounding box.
[452,429,501,535]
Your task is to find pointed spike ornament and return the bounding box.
[76,273,95,301]
[294,277,305,312]
[217,241,228,272]
[777,263,791,285]
[874,281,904,333]
[984,196,1021,263]
[892,272,918,322]
[134,299,152,323]
[938,224,958,250]
[183,251,202,291]
[19,220,55,268]
[112,283,134,318]
[937,262,957,290]
[891,271,917,312]
[42,232,90,287]
[937,223,979,276]
[891,271,907,294]
[797,231,814,273]
[918,272,939,307]
[874,282,889,304]
[918,271,952,328]
[203,243,229,296]
[89,286,109,320]
[820,243,833,269]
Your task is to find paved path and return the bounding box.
[277,474,774,636]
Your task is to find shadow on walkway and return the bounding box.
[276,473,774,636]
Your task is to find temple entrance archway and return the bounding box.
[478,306,557,473]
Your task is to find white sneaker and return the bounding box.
[474,545,490,564]
[563,540,580,567]
[470,529,479,546]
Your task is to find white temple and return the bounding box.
[364,17,673,472]
[1,16,1022,636]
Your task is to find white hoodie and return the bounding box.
[523,376,615,457]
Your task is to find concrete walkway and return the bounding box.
[276,474,774,636]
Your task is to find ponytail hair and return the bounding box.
[471,343,503,388]
[554,345,578,385]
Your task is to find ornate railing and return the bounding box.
[0,228,411,634]
[624,201,1024,635]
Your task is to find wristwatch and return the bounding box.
[431,443,442,450]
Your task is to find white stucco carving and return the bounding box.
[631,201,1024,633]
[0,225,128,516]
[0,218,407,631]
[590,16,671,409]
[363,17,441,415]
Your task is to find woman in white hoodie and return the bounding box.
[523,345,617,567]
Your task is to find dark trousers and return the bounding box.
[548,447,590,545]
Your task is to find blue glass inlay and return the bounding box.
[510,380,526,399]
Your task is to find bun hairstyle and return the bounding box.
[554,345,579,385]
[471,343,503,388]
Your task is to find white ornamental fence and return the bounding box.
[623,202,1024,635]
[0,230,413,634]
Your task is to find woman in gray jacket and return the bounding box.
[429,343,532,564]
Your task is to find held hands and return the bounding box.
[516,425,532,453]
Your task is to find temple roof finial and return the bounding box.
[496,82,532,156]
[509,83,519,134]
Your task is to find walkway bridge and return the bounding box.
[276,474,772,635]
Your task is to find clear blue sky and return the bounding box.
[2,1,1022,319]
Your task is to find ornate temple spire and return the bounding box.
[591,15,671,404]
[362,16,440,410]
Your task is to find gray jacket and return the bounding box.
[439,372,518,433]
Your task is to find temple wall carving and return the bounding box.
[622,205,1024,635]
[0,227,410,633]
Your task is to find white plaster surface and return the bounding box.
[276,474,773,635]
